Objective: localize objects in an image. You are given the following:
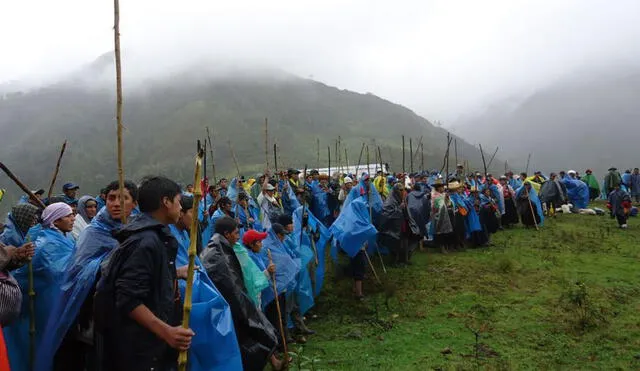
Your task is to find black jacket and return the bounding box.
[200,233,278,371]
[97,213,181,371]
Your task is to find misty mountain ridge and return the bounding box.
[0,53,485,212]
[453,65,640,175]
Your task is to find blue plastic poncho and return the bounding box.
[199,198,214,246]
[290,207,318,314]
[310,181,330,224]
[0,214,40,248]
[562,178,590,209]
[4,227,75,371]
[451,193,482,238]
[515,182,545,226]
[251,229,300,309]
[281,183,302,216]
[35,208,121,370]
[488,183,505,215]
[293,206,331,296]
[343,176,383,216]
[169,224,244,371]
[329,197,378,258]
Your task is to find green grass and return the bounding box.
[294,204,640,370]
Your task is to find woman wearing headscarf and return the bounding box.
[3,203,76,371]
[71,196,98,240]
[0,204,40,247]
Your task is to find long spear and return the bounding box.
[267,249,289,368]
[206,126,217,184]
[46,140,67,200]
[114,0,127,224]
[178,147,204,371]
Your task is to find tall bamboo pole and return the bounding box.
[402,135,406,173]
[354,142,365,177]
[178,148,204,371]
[114,0,126,224]
[46,140,67,200]
[409,138,413,173]
[264,118,269,171]
[316,138,320,170]
[267,249,289,367]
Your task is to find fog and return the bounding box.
[2,0,640,122]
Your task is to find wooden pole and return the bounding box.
[0,163,46,209]
[273,143,278,173]
[335,139,339,175]
[114,0,127,224]
[479,144,488,177]
[327,146,331,177]
[525,153,532,175]
[206,126,217,184]
[445,133,450,185]
[410,136,423,167]
[316,138,320,170]
[421,142,424,172]
[344,147,349,173]
[46,140,67,200]
[402,135,406,173]
[454,139,458,169]
[487,146,499,169]
[264,118,269,171]
[377,146,384,174]
[178,147,204,371]
[27,235,35,370]
[267,249,289,367]
[523,185,540,231]
[366,145,371,176]
[409,138,413,173]
[355,142,365,177]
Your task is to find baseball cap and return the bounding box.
[242,229,268,246]
[62,183,79,191]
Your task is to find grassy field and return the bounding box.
[293,204,640,370]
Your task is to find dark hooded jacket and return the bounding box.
[96,213,181,371]
[200,233,278,371]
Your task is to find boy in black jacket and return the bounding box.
[96,176,194,371]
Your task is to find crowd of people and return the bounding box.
[0,163,636,371]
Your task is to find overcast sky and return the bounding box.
[2,0,639,122]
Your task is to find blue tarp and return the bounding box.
[329,197,378,258]
[169,224,243,371]
[35,208,120,371]
[4,228,75,371]
[562,178,590,209]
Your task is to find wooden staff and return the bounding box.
[402,135,406,173]
[113,0,127,224]
[264,118,269,171]
[421,142,424,172]
[354,142,365,177]
[206,126,217,184]
[46,140,67,200]
[316,138,320,170]
[479,144,488,177]
[26,235,35,370]
[523,184,540,231]
[445,133,450,186]
[409,138,413,173]
[487,146,499,169]
[335,139,339,175]
[454,139,458,170]
[178,147,204,371]
[267,249,289,367]
[410,135,423,167]
[525,153,532,175]
[366,145,371,176]
[273,143,278,173]
[439,135,453,175]
[366,145,386,274]
[203,139,208,215]
[344,147,349,173]
[327,146,331,177]
[377,146,384,174]
[337,136,342,175]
